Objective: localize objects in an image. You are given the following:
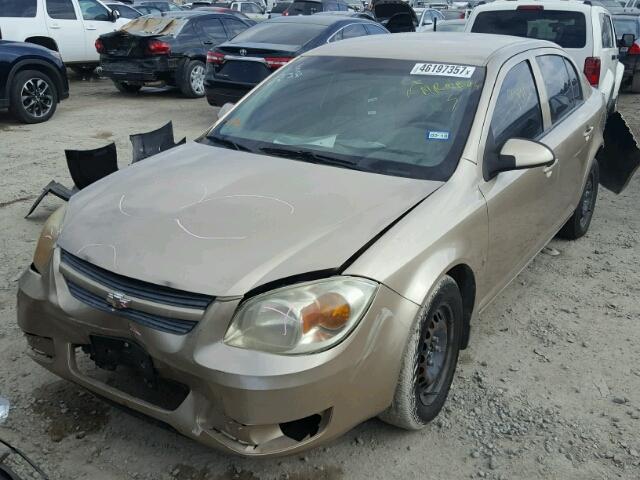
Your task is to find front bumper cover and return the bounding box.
[17,249,419,457]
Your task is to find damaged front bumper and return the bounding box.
[17,249,419,457]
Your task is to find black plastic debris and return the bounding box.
[26,143,118,218]
[129,121,186,163]
[598,111,640,194]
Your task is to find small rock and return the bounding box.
[612,397,627,405]
[471,451,481,459]
[489,457,498,470]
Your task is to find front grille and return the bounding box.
[60,250,214,310]
[66,280,197,335]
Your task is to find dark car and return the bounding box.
[367,0,417,32]
[314,10,376,19]
[131,0,184,11]
[193,5,258,22]
[106,2,144,18]
[96,11,254,97]
[283,0,351,15]
[0,40,69,123]
[204,15,388,106]
[613,14,640,91]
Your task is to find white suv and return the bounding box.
[0,0,130,67]
[466,0,625,112]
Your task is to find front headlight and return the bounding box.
[33,206,66,273]
[224,277,378,355]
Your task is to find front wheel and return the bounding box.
[179,59,206,98]
[631,72,640,94]
[557,160,599,240]
[9,70,58,124]
[379,275,463,429]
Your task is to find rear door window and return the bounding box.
[364,24,388,34]
[536,55,574,124]
[78,0,110,20]
[489,60,543,149]
[341,23,367,38]
[472,10,587,48]
[563,57,583,104]
[46,0,77,19]
[0,0,37,17]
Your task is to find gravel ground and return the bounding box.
[0,76,639,480]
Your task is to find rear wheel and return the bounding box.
[179,59,205,98]
[379,275,463,429]
[112,80,142,94]
[9,69,58,124]
[558,160,599,240]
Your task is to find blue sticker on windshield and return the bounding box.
[427,131,450,141]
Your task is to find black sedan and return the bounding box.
[96,11,254,97]
[0,40,69,123]
[613,14,640,92]
[204,15,388,106]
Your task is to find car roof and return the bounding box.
[472,0,606,13]
[305,32,557,65]
[266,14,367,25]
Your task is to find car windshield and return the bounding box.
[204,56,485,181]
[229,21,325,44]
[613,17,639,37]
[471,10,587,48]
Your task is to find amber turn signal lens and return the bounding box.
[301,292,351,334]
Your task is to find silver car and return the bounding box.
[18,33,634,457]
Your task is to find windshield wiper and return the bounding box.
[259,146,362,170]
[207,134,252,152]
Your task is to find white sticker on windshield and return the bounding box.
[427,131,450,140]
[411,63,476,78]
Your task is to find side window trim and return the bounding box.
[326,23,364,43]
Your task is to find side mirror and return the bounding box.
[619,33,635,48]
[217,102,235,120]
[486,138,555,179]
[110,8,121,21]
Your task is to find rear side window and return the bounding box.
[229,21,325,45]
[46,0,77,19]
[364,23,388,34]
[222,17,248,37]
[0,0,37,17]
[198,18,228,41]
[341,23,367,38]
[287,0,322,14]
[563,57,583,103]
[536,55,574,124]
[600,13,614,47]
[472,10,587,48]
[241,2,262,12]
[489,61,543,149]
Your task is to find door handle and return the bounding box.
[543,158,557,176]
[86,25,97,30]
[612,54,618,60]
[583,126,594,138]
[50,23,61,29]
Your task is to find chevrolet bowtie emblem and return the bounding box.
[106,292,131,310]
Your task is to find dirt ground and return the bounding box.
[0,76,639,480]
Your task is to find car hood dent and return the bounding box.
[58,142,443,296]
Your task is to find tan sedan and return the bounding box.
[18,33,633,456]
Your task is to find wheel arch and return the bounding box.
[445,263,476,349]
[5,60,64,105]
[24,36,59,52]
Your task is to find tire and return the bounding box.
[379,275,463,429]
[631,72,640,94]
[70,65,96,76]
[557,160,599,240]
[179,59,206,98]
[112,80,142,94]
[9,69,58,124]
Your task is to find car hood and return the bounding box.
[58,142,442,297]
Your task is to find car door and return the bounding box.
[532,53,595,220]
[599,11,618,102]
[478,56,560,302]
[196,16,228,50]
[76,0,120,62]
[44,0,86,62]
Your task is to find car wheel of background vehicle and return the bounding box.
[379,275,463,429]
[557,160,599,240]
[631,73,640,93]
[112,80,142,94]
[179,59,206,98]
[70,65,96,77]
[9,70,58,124]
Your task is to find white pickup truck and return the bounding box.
[0,0,130,68]
[466,0,629,113]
